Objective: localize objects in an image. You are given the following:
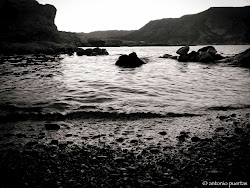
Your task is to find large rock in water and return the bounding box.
[198,52,214,63]
[0,0,60,43]
[115,52,145,68]
[76,47,109,56]
[176,46,189,55]
[221,48,250,68]
[198,46,217,54]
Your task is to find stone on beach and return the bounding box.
[45,123,60,130]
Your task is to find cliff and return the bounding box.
[0,0,60,43]
[119,6,250,45]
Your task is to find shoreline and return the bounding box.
[0,108,249,187]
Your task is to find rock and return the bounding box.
[101,49,109,55]
[115,52,145,68]
[176,46,189,55]
[178,54,189,62]
[235,128,243,134]
[159,131,167,136]
[198,46,217,54]
[150,148,160,154]
[50,140,58,145]
[130,139,138,144]
[198,52,214,63]
[76,48,109,56]
[0,0,59,43]
[221,48,250,68]
[177,131,189,142]
[215,127,224,132]
[25,141,38,147]
[16,133,27,138]
[218,116,227,120]
[188,51,199,61]
[85,48,93,56]
[114,157,125,163]
[45,123,60,130]
[76,48,85,56]
[116,138,124,142]
[191,136,200,142]
[65,134,72,137]
[93,47,102,54]
[160,54,173,58]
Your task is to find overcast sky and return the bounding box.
[37,0,250,33]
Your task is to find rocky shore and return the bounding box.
[160,45,250,68]
[0,109,249,187]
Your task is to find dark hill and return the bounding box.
[119,6,250,45]
[78,30,135,39]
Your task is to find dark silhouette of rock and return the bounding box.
[220,48,250,68]
[198,46,217,54]
[188,51,199,61]
[0,0,59,43]
[178,55,189,62]
[159,54,177,59]
[198,52,214,63]
[115,52,145,68]
[0,0,81,55]
[191,136,200,142]
[45,123,60,130]
[176,46,189,55]
[76,48,85,56]
[161,45,225,63]
[76,47,109,56]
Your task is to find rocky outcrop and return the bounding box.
[0,0,82,55]
[161,46,225,63]
[0,0,59,43]
[220,48,250,68]
[76,47,109,56]
[115,52,145,68]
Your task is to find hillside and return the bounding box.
[77,30,135,40]
[119,6,250,45]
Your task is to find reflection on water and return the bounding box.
[0,45,250,118]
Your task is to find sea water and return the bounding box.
[0,45,250,120]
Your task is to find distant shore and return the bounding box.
[0,108,249,187]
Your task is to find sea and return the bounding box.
[0,45,250,121]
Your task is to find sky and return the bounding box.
[37,0,250,33]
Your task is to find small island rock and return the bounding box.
[115,52,145,68]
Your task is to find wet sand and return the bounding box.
[0,109,249,187]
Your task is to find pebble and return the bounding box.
[16,133,27,138]
[25,141,38,147]
[159,131,167,136]
[215,127,224,132]
[45,123,60,130]
[50,140,58,145]
[116,138,124,142]
[191,136,200,142]
[130,139,138,144]
[234,128,243,134]
[65,134,72,137]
